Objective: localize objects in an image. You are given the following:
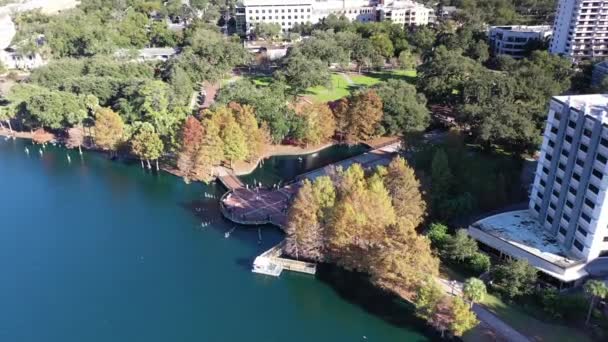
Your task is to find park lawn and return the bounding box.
[480,293,591,342]
[306,74,353,103]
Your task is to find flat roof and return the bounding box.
[491,25,551,33]
[553,94,608,123]
[470,210,582,268]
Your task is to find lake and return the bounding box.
[0,138,436,342]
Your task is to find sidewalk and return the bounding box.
[436,277,531,342]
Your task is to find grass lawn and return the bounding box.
[306,69,417,103]
[480,293,591,342]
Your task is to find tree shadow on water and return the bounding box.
[316,264,453,341]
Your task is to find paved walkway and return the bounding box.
[436,277,530,342]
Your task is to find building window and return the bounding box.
[580,144,589,152]
[563,213,571,222]
[551,126,559,134]
[569,120,577,128]
[534,204,541,212]
[585,197,596,209]
[543,166,549,174]
[601,137,608,148]
[559,226,567,235]
[577,225,588,236]
[570,186,577,196]
[538,192,544,200]
[598,153,608,164]
[546,153,553,161]
[593,168,604,179]
[573,239,584,251]
[561,149,569,157]
[566,200,574,208]
[584,128,592,137]
[576,158,585,167]
[565,135,573,143]
[540,179,546,187]
[547,215,554,224]
[581,211,592,223]
[589,183,600,194]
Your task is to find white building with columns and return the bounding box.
[550,0,608,60]
[469,94,608,287]
[236,0,431,34]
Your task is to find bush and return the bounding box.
[427,222,449,249]
[468,252,491,274]
[492,259,537,299]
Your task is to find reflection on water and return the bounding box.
[239,144,369,186]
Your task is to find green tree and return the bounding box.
[449,297,479,336]
[427,222,449,249]
[431,148,452,217]
[443,229,478,262]
[492,259,538,299]
[374,80,429,135]
[253,22,281,40]
[370,33,394,59]
[463,277,487,308]
[584,279,608,325]
[398,50,417,70]
[130,123,164,170]
[275,53,330,94]
[414,279,445,321]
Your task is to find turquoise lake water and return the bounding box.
[0,138,435,342]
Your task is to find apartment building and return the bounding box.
[550,0,608,60]
[488,25,552,59]
[236,0,430,34]
[377,1,431,26]
[469,94,608,286]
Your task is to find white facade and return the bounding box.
[377,1,431,25]
[0,50,46,70]
[468,94,608,284]
[488,25,552,59]
[550,0,608,60]
[529,94,608,262]
[238,0,430,33]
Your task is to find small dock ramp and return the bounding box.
[252,242,316,277]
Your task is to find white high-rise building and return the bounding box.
[469,94,608,287]
[235,0,431,34]
[550,0,608,60]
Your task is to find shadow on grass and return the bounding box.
[316,264,449,341]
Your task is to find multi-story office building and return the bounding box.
[488,25,552,59]
[236,0,430,34]
[469,94,608,286]
[377,1,431,26]
[550,0,608,60]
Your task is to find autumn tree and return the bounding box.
[66,126,85,154]
[231,103,268,161]
[130,123,164,170]
[382,156,426,228]
[286,181,323,261]
[192,118,224,182]
[294,102,336,146]
[177,116,204,178]
[328,165,395,271]
[94,107,124,154]
[345,90,383,143]
[221,119,248,167]
[414,279,445,321]
[449,297,479,336]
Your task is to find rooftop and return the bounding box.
[553,94,608,123]
[491,25,552,33]
[470,210,582,268]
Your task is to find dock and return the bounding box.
[252,241,316,277]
